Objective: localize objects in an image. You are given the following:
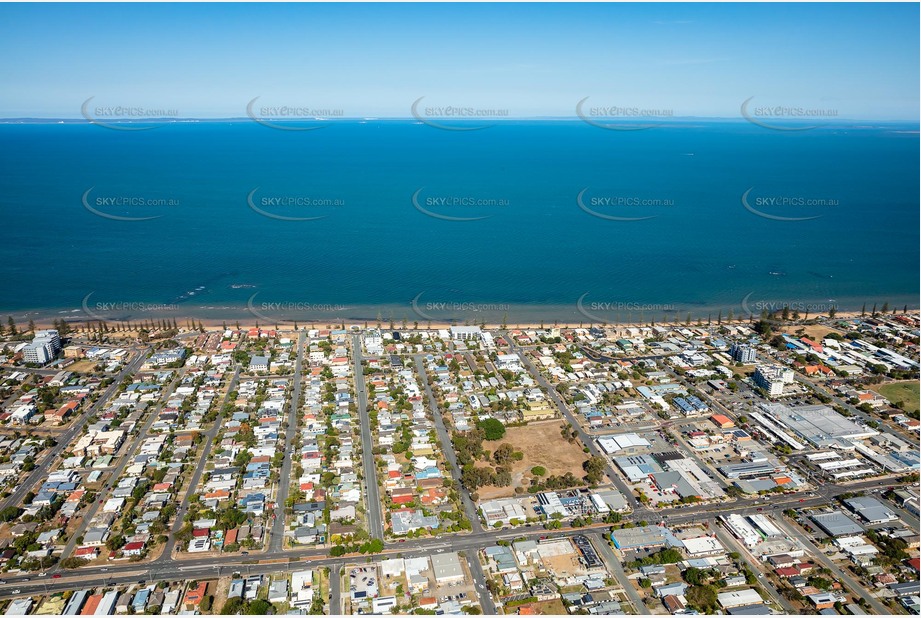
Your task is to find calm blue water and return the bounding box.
[0,120,917,324]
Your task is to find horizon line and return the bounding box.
[1,116,918,124]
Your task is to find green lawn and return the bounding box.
[877,381,920,414]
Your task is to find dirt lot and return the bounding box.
[67,360,99,373]
[528,598,567,614]
[477,421,589,500]
[781,324,843,341]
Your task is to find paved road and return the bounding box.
[329,563,342,615]
[162,365,240,558]
[270,330,306,552]
[351,333,384,541]
[57,370,182,564]
[0,347,150,512]
[593,531,650,614]
[0,475,910,601]
[0,525,606,600]
[413,354,483,534]
[774,515,892,615]
[503,333,643,512]
[712,520,795,613]
[463,549,496,614]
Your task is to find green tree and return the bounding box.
[583,456,606,484]
[477,418,506,441]
[245,600,275,615]
[221,598,244,614]
[685,585,718,613]
[494,443,515,465]
[0,506,22,522]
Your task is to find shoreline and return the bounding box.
[2,308,907,334]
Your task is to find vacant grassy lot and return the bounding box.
[530,599,567,614]
[477,420,589,500]
[781,324,844,341]
[873,381,920,414]
[67,360,99,373]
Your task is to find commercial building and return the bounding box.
[610,525,669,550]
[722,514,764,548]
[810,511,865,537]
[718,589,764,609]
[759,403,877,448]
[431,552,465,585]
[597,433,651,454]
[479,497,527,527]
[844,496,898,524]
[710,414,736,429]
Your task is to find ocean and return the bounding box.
[0,119,918,325]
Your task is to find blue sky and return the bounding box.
[0,2,917,120]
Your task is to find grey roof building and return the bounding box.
[843,496,898,524]
[810,511,865,537]
[431,551,465,584]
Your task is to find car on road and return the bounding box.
[11,590,19,595]
[52,574,61,579]
[241,551,249,555]
[799,499,805,502]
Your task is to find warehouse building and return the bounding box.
[811,511,866,537]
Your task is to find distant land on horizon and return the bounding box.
[1,117,918,124]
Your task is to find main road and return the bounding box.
[463,549,496,614]
[269,330,306,551]
[0,475,911,608]
[351,333,384,541]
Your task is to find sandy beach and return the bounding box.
[15,310,877,334]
